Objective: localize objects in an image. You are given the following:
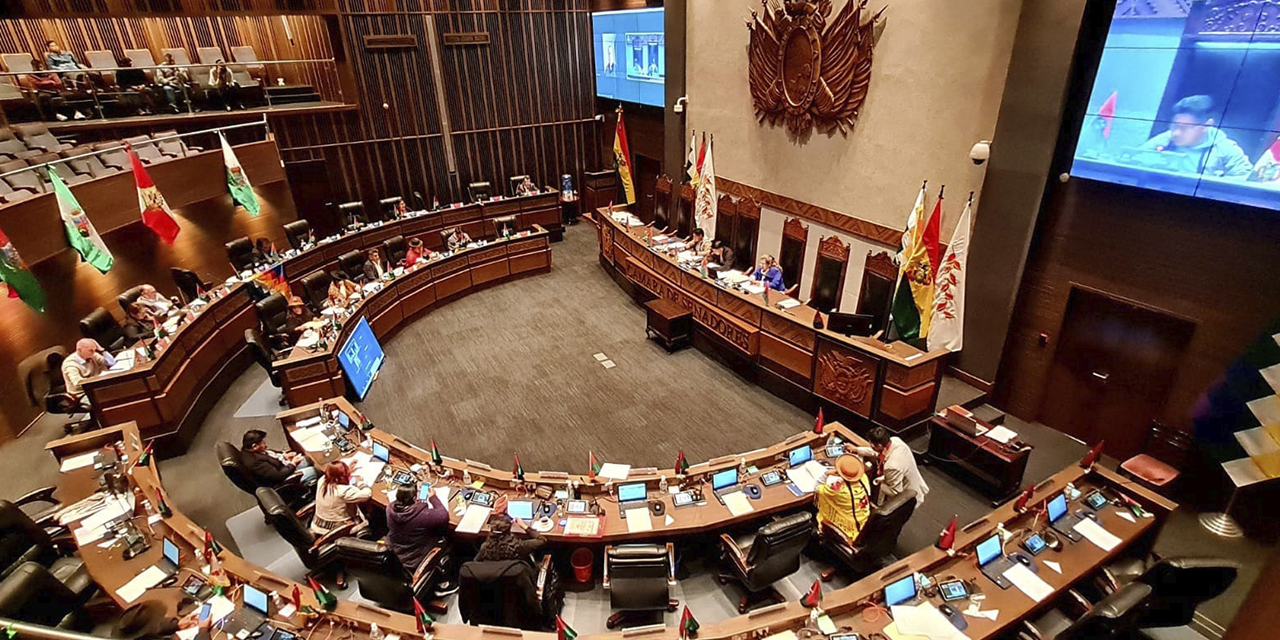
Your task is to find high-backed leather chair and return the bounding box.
[245,328,284,391]
[855,251,897,334]
[255,487,350,575]
[330,537,451,613]
[718,512,813,612]
[216,443,308,507]
[254,294,290,350]
[492,215,517,238]
[378,196,403,220]
[458,558,560,630]
[1019,581,1152,640]
[0,562,93,631]
[819,493,916,579]
[300,271,332,313]
[383,235,407,266]
[79,307,125,352]
[468,181,493,202]
[653,175,672,231]
[170,268,209,305]
[19,348,92,435]
[808,236,850,313]
[509,175,530,196]
[338,201,367,228]
[117,285,145,316]
[284,220,312,251]
[226,236,255,272]
[338,250,367,283]
[1098,556,1238,629]
[604,543,677,629]
[0,502,94,601]
[779,218,809,295]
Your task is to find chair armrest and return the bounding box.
[411,546,444,591]
[1064,589,1093,617]
[719,533,749,575]
[535,554,553,600]
[311,522,356,552]
[602,545,612,591]
[15,485,58,509]
[296,502,315,521]
[1020,621,1046,640]
[667,542,676,587]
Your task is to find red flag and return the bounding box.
[127,146,181,244]
[1098,91,1117,139]
[937,515,957,551]
[1080,440,1105,469]
[680,606,700,639]
[1014,484,1035,512]
[922,196,942,280]
[800,579,822,607]
[290,585,302,610]
[555,615,577,640]
[413,596,434,633]
[813,407,825,435]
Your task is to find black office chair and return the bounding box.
[509,175,529,196]
[383,235,407,266]
[1019,581,1152,640]
[244,329,285,407]
[338,250,367,283]
[226,237,255,273]
[79,307,126,353]
[604,543,678,629]
[0,562,93,631]
[413,190,427,211]
[378,196,403,220]
[0,502,94,602]
[1096,556,1239,629]
[329,537,452,613]
[468,181,493,202]
[216,442,309,508]
[283,220,312,251]
[254,294,291,353]
[170,268,210,305]
[255,487,351,579]
[338,201,367,228]
[458,558,561,630]
[116,285,145,316]
[718,512,813,613]
[18,348,93,435]
[300,271,332,313]
[492,215,517,238]
[819,493,916,579]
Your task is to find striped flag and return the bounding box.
[613,107,636,205]
[128,146,181,244]
[50,166,113,273]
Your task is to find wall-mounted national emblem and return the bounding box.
[748,0,887,136]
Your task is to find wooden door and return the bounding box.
[285,158,340,238]
[1036,287,1195,460]
[633,154,661,224]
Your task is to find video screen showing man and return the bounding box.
[1139,95,1251,180]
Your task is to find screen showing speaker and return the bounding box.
[337,317,386,401]
[1071,2,1280,211]
[593,8,665,107]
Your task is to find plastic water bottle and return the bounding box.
[658,475,668,493]
[369,623,384,640]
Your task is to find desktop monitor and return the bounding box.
[371,440,390,463]
[788,445,813,467]
[827,312,876,337]
[618,483,648,504]
[337,317,386,401]
[1047,494,1068,522]
[975,534,1003,566]
[884,574,917,607]
[162,537,179,566]
[244,584,269,615]
[711,468,739,491]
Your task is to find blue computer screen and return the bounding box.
[1071,3,1280,211]
[788,445,813,467]
[162,537,179,566]
[593,8,665,107]
[1047,494,1068,522]
[507,500,534,520]
[975,535,1003,566]
[337,317,386,401]
[618,483,648,503]
[884,575,917,606]
[244,584,269,614]
[371,441,390,463]
[712,468,738,490]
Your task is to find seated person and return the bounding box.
[445,228,472,252]
[1141,95,1251,179]
[312,461,373,537]
[405,237,434,267]
[241,429,316,489]
[26,59,87,122]
[474,508,546,563]
[61,338,116,410]
[208,60,244,111]
[122,302,157,343]
[136,284,174,317]
[687,227,708,254]
[708,239,734,268]
[393,198,410,218]
[326,276,361,308]
[815,454,874,542]
[284,296,314,340]
[386,483,455,593]
[155,53,190,113]
[363,248,389,282]
[747,255,786,292]
[252,238,278,266]
[44,40,101,89]
[516,176,539,196]
[115,57,162,116]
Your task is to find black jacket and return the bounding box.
[241,449,295,487]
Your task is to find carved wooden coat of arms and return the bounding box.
[748,0,886,136]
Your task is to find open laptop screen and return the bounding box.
[975,534,1003,566]
[711,468,738,491]
[1047,494,1067,522]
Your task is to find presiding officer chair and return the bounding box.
[255,487,352,580]
[0,562,93,631]
[79,307,126,352]
[819,493,917,580]
[718,512,813,613]
[458,557,561,631]
[604,543,678,629]
[382,235,407,266]
[283,220,312,251]
[300,271,332,313]
[330,537,452,614]
[1019,581,1152,640]
[226,237,255,272]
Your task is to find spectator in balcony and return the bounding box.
[208,60,243,111]
[26,59,86,121]
[116,57,164,116]
[156,53,189,113]
[43,40,102,90]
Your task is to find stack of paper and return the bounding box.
[564,517,602,537]
[291,426,331,453]
[742,283,766,295]
[598,463,630,480]
[890,603,971,640]
[59,451,99,472]
[722,491,754,517]
[777,298,802,310]
[456,505,492,534]
[625,508,653,533]
[116,566,168,603]
[786,460,830,494]
[295,415,323,428]
[984,426,1018,444]
[1003,563,1054,602]
[1074,518,1121,551]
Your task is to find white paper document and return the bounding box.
[777,298,802,310]
[722,491,755,517]
[984,426,1018,444]
[598,463,631,480]
[1043,560,1062,574]
[59,451,100,472]
[1073,518,1121,551]
[456,505,493,534]
[116,565,168,603]
[625,508,653,533]
[295,416,323,428]
[890,603,970,640]
[291,425,331,453]
[1003,562,1054,603]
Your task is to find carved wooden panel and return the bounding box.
[692,303,759,355]
[612,239,631,266]
[884,358,940,390]
[507,238,548,255]
[681,272,718,303]
[601,225,615,265]
[468,246,508,264]
[716,291,763,326]
[283,361,330,383]
[783,216,809,242]
[653,258,683,285]
[762,311,817,351]
[718,177,901,247]
[813,339,880,418]
[817,234,851,262]
[431,256,469,278]
[865,250,897,279]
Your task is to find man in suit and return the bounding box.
[850,427,929,506]
[240,429,317,488]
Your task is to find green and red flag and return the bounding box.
[0,226,46,312]
[801,579,822,607]
[156,492,172,518]
[680,606,700,639]
[556,615,577,640]
[588,451,602,480]
[891,190,941,341]
[127,145,181,245]
[136,442,154,467]
[413,596,434,633]
[308,576,337,611]
[676,450,689,475]
[220,132,260,216]
[204,530,222,556]
[513,454,525,481]
[50,166,113,273]
[430,438,443,466]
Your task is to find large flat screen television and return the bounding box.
[337,317,385,401]
[1071,1,1280,211]
[593,8,665,108]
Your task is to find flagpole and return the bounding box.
[885,180,928,340]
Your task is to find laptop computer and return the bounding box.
[158,537,181,577]
[1047,493,1083,542]
[975,534,1015,589]
[222,584,270,636]
[788,445,813,467]
[883,574,919,606]
[711,468,740,504]
[617,482,648,518]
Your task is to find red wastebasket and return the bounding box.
[570,547,593,583]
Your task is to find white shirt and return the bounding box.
[857,437,929,505]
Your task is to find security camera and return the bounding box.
[674,96,688,113]
[594,114,606,122]
[970,140,991,165]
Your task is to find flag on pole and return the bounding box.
[686,130,701,187]
[556,615,578,640]
[513,454,525,481]
[613,107,636,205]
[891,192,941,341]
[430,438,443,466]
[680,606,700,639]
[252,263,290,297]
[1097,91,1117,139]
[694,134,717,232]
[588,451,602,480]
[927,198,971,352]
[413,596,434,633]
[676,450,689,475]
[800,579,822,607]
[50,167,113,273]
[0,226,46,312]
[308,576,337,611]
[937,516,957,551]
[220,132,260,216]
[128,146,181,245]
[814,408,825,434]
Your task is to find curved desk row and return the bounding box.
[80,205,553,455]
[594,211,948,433]
[49,420,1175,640]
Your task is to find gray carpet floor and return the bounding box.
[0,225,1261,637]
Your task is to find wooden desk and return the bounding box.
[927,414,1031,504]
[644,298,692,352]
[595,210,949,434]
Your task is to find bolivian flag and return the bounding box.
[613,107,636,205]
[891,194,941,341]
